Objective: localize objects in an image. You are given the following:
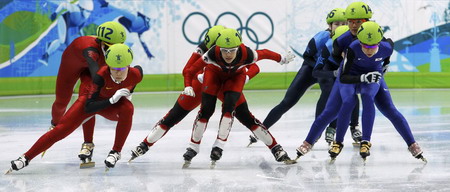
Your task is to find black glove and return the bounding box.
[360,71,382,83]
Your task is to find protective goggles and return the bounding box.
[347,19,367,25]
[361,43,379,49]
[111,67,128,71]
[220,47,239,53]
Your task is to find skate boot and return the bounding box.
[360,141,372,163]
[6,155,29,174]
[210,147,223,169]
[408,142,427,163]
[78,142,95,168]
[271,144,296,164]
[129,142,149,162]
[247,135,258,147]
[182,148,198,169]
[328,141,344,163]
[350,126,362,146]
[295,141,313,160]
[325,127,336,145]
[104,150,121,172]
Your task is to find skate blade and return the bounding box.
[182,161,191,169]
[105,167,111,172]
[329,158,336,164]
[362,158,367,165]
[420,157,428,163]
[41,150,47,158]
[210,160,216,169]
[246,142,253,147]
[80,161,95,169]
[5,168,13,175]
[284,159,297,165]
[352,142,360,147]
[128,156,136,163]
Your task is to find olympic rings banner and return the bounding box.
[1,0,450,93]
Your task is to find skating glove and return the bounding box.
[126,94,132,101]
[360,71,382,83]
[182,86,195,97]
[382,64,389,74]
[109,88,131,104]
[197,73,204,84]
[279,51,295,65]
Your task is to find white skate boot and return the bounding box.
[104,150,121,172]
[408,142,427,163]
[6,155,29,174]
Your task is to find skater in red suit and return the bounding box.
[181,28,295,166]
[44,21,127,157]
[8,44,142,173]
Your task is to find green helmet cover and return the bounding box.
[345,2,373,19]
[215,28,242,48]
[332,25,349,41]
[357,21,383,45]
[97,21,127,44]
[204,25,226,49]
[326,8,347,24]
[105,44,134,68]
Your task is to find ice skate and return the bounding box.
[129,142,149,162]
[210,147,223,169]
[104,150,121,172]
[350,126,362,147]
[295,141,312,160]
[360,141,371,164]
[6,155,29,174]
[182,148,197,169]
[328,141,343,163]
[408,142,427,163]
[325,127,336,145]
[247,135,258,147]
[271,144,296,164]
[40,124,55,158]
[78,142,95,169]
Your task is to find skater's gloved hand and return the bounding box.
[126,94,133,101]
[245,75,250,84]
[382,64,389,74]
[279,51,295,65]
[182,86,195,97]
[197,73,204,84]
[360,71,382,83]
[109,88,131,104]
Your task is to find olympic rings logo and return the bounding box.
[182,12,274,49]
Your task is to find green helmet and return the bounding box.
[332,25,349,41]
[215,28,242,48]
[97,21,127,44]
[345,2,373,19]
[204,25,226,49]
[357,21,383,45]
[326,8,347,24]
[105,44,134,68]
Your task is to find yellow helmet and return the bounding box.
[105,44,134,68]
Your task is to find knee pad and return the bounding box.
[191,113,208,143]
[145,124,168,144]
[217,115,234,141]
[251,125,276,147]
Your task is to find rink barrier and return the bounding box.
[1,72,450,96]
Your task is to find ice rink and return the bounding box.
[1,89,449,192]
